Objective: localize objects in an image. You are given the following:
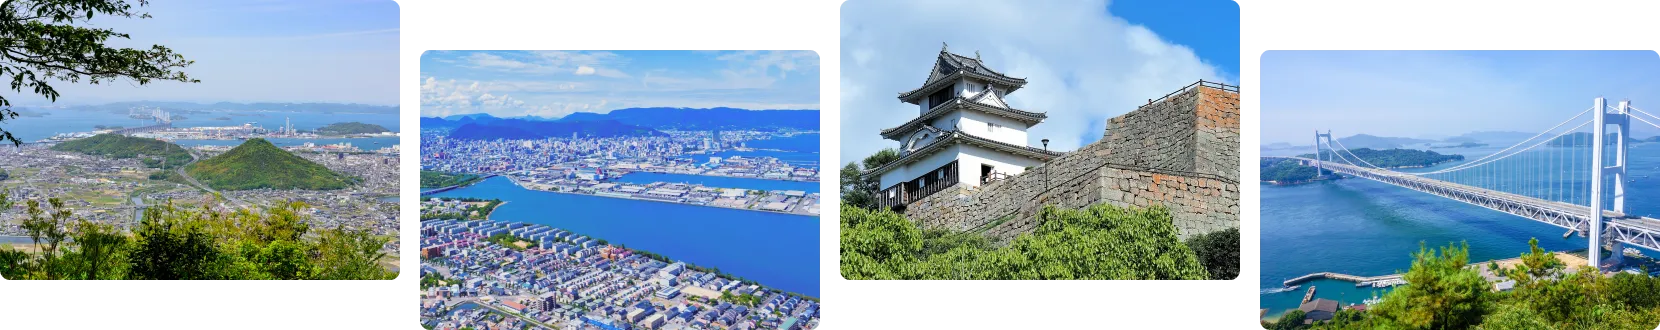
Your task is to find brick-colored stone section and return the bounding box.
[901,84,1241,242]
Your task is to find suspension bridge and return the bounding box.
[1268,97,1660,271]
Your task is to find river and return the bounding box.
[427,176,820,297]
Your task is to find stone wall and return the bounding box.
[900,84,1240,241]
[1099,87,1200,174]
[1194,86,1242,183]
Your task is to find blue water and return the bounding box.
[1261,143,1660,318]
[5,108,399,142]
[430,176,820,297]
[175,137,400,148]
[746,133,819,153]
[614,172,819,193]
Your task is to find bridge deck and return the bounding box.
[1267,156,1660,252]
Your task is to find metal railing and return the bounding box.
[1144,79,1239,106]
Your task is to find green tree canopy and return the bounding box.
[1370,242,1492,330]
[0,0,197,145]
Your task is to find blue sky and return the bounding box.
[839,0,1239,161]
[1261,51,1660,144]
[419,51,820,118]
[5,0,399,106]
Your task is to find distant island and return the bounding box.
[315,122,391,135]
[13,109,49,117]
[66,101,398,115]
[1548,132,1660,147]
[50,134,192,170]
[1260,158,1333,185]
[1434,142,1488,149]
[1299,147,1463,169]
[185,138,356,190]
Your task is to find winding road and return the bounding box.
[170,149,248,209]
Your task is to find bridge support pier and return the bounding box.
[1589,98,1630,270]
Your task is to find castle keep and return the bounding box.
[870,49,1241,240]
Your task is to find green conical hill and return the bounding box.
[185,138,355,190]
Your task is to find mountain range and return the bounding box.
[52,101,399,115]
[422,107,819,140]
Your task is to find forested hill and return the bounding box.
[1298,148,1464,168]
[50,134,192,170]
[185,139,354,190]
[1260,158,1331,184]
[557,107,818,131]
[315,122,390,135]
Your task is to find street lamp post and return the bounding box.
[1042,139,1050,192]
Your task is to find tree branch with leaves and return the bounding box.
[0,0,197,146]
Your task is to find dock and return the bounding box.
[1283,272,1406,287]
[1301,286,1317,304]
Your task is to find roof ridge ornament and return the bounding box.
[941,42,949,53]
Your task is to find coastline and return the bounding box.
[506,176,817,217]
[630,169,819,183]
[485,201,507,221]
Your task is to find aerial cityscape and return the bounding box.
[419,50,821,330]
[1259,51,1660,329]
[838,0,1241,282]
[0,0,399,280]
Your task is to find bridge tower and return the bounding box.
[1313,130,1332,177]
[1589,97,1630,268]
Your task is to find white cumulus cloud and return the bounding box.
[840,0,1230,162]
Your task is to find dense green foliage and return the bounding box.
[1371,242,1493,329]
[841,202,1210,280]
[185,138,354,190]
[1187,227,1240,280]
[420,198,503,220]
[0,0,198,146]
[1260,158,1332,184]
[50,134,192,169]
[0,168,8,181]
[1298,148,1464,168]
[314,122,390,135]
[839,148,899,211]
[420,171,483,188]
[1274,239,1660,330]
[0,197,394,280]
[485,233,528,251]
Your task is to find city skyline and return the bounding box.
[419,50,821,119]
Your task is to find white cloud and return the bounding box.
[574,66,597,75]
[840,0,1229,161]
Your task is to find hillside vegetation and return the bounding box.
[50,134,192,169]
[840,203,1212,280]
[315,122,390,135]
[185,138,354,190]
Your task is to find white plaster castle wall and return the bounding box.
[957,110,1030,146]
[878,144,964,189]
[954,143,1045,185]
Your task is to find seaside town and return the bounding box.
[40,107,400,147]
[422,130,821,216]
[0,143,402,236]
[419,219,822,330]
[422,130,816,181]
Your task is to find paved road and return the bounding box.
[173,150,249,209]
